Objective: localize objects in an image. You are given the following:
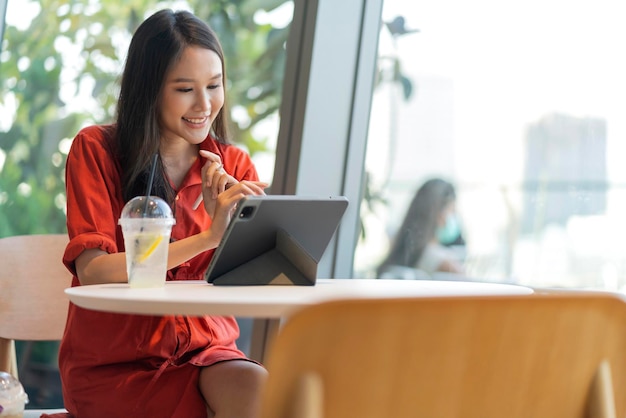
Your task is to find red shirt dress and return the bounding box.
[58,125,260,418]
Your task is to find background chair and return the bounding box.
[0,234,71,416]
[260,293,626,418]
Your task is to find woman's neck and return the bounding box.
[159,140,199,189]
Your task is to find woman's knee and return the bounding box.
[199,360,268,416]
[202,359,267,385]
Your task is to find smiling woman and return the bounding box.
[0,0,295,411]
[58,9,270,417]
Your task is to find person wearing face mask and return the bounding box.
[377,178,465,279]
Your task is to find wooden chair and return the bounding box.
[259,293,626,418]
[0,234,71,416]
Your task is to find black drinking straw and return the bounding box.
[143,154,158,216]
[130,153,158,278]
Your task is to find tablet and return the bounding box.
[204,195,349,286]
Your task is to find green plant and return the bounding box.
[0,0,290,237]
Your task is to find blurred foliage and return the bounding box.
[0,0,290,237]
[376,15,418,100]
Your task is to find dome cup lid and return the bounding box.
[119,196,174,220]
[0,371,28,410]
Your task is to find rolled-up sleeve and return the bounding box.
[63,125,123,276]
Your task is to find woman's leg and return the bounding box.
[200,360,268,418]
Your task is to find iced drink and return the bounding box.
[0,372,28,418]
[119,196,175,288]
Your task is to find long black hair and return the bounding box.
[377,178,456,275]
[114,9,230,204]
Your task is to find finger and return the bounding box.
[223,182,268,201]
[199,151,223,188]
[209,168,236,198]
[215,173,231,194]
[211,181,268,211]
[209,171,229,199]
[205,161,226,189]
[226,183,267,201]
[199,150,222,164]
[239,181,269,195]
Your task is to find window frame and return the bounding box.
[274,0,383,278]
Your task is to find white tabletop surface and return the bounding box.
[65,278,533,318]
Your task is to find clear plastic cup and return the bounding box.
[119,196,175,288]
[0,371,28,418]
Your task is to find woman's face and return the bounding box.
[437,200,456,228]
[159,46,224,145]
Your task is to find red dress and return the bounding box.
[58,125,260,418]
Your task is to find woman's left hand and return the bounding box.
[198,150,238,217]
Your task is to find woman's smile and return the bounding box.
[183,116,210,126]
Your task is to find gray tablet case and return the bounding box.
[204,195,349,286]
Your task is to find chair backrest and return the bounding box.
[0,234,72,375]
[260,294,626,418]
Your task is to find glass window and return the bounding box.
[356,0,626,290]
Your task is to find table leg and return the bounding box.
[249,318,281,363]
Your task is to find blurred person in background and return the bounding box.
[377,178,465,279]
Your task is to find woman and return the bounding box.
[377,178,465,279]
[58,9,267,418]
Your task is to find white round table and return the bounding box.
[65,278,533,361]
[65,278,533,317]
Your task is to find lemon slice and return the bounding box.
[136,235,164,263]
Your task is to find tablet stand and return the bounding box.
[211,229,318,286]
